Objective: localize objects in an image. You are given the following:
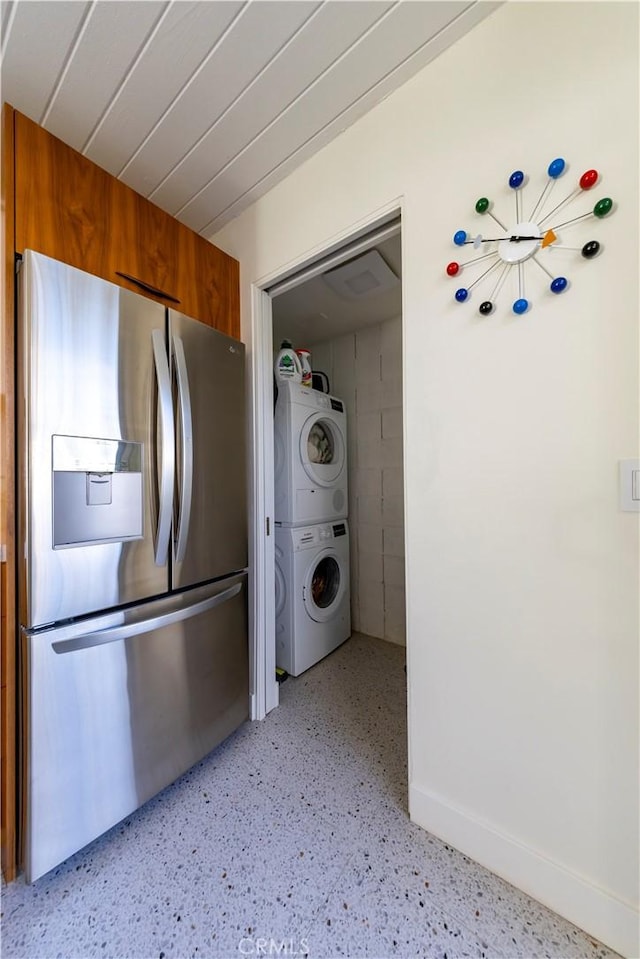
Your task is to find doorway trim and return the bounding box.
[250,285,279,719]
[249,202,404,720]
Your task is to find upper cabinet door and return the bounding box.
[175,223,240,337]
[13,111,240,337]
[15,110,113,276]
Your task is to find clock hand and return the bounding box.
[453,228,558,249]
[463,235,542,243]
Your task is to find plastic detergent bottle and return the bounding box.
[274,340,302,382]
[296,349,312,388]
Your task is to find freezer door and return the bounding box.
[23,573,248,883]
[19,250,170,629]
[169,311,247,589]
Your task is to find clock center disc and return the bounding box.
[498,221,541,264]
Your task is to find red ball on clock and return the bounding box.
[579,169,598,190]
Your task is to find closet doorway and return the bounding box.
[251,210,405,717]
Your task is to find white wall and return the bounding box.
[312,319,406,644]
[212,3,639,955]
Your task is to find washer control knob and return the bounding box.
[319,527,330,539]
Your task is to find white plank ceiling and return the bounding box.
[1,1,498,237]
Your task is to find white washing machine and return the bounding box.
[275,520,351,677]
[274,380,348,526]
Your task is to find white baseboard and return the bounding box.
[409,783,639,959]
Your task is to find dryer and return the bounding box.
[274,380,348,526]
[275,520,351,676]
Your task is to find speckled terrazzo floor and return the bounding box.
[1,632,621,959]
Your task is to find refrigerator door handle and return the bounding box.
[172,334,193,565]
[152,329,175,566]
[50,582,243,654]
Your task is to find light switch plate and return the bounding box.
[619,459,640,511]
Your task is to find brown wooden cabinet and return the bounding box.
[1,103,17,883]
[13,110,240,334]
[1,104,241,881]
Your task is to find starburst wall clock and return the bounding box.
[446,158,614,315]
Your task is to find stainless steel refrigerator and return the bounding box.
[18,250,249,882]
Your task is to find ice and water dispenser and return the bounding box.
[52,434,143,547]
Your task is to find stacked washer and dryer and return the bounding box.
[274,380,351,676]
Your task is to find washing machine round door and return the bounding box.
[302,549,346,623]
[299,413,346,487]
[274,547,286,618]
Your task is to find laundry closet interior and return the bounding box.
[270,222,405,678]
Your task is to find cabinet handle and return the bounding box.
[115,271,181,304]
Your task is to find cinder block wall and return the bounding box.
[310,315,405,645]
